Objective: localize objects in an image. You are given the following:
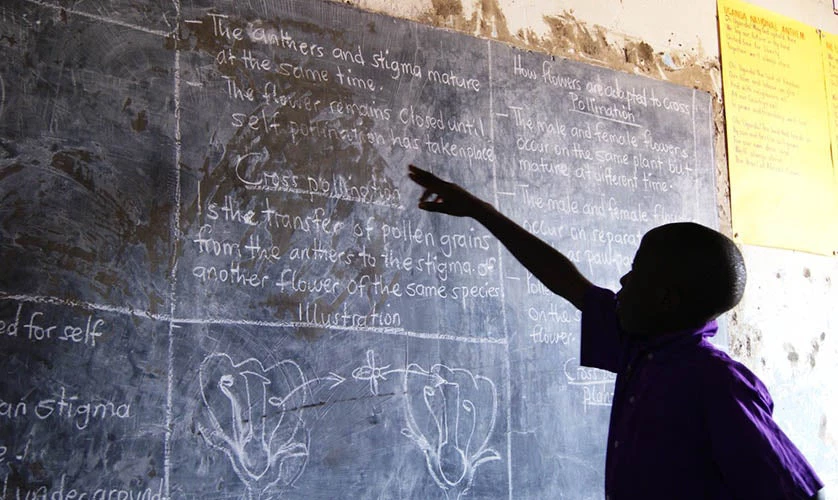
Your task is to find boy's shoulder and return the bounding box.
[688,340,774,410]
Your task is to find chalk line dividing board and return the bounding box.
[0,0,716,498]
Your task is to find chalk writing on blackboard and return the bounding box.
[0,0,717,496]
[563,358,617,411]
[0,302,106,347]
[353,350,501,499]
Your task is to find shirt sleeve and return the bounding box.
[579,286,623,373]
[704,357,823,499]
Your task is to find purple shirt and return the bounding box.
[581,286,823,500]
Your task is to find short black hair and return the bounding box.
[643,222,746,325]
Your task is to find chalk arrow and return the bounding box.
[268,373,346,408]
[324,372,345,389]
[353,350,447,395]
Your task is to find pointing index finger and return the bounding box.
[408,164,440,187]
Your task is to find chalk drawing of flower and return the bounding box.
[351,349,391,396]
[198,353,310,500]
[401,363,501,499]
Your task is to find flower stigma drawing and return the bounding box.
[353,350,501,499]
[197,353,311,500]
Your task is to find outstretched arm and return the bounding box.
[408,165,593,310]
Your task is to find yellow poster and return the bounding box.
[719,0,837,255]
[820,31,838,255]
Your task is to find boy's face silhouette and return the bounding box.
[616,238,681,336]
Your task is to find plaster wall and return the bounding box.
[343,0,838,494]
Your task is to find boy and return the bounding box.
[408,165,825,500]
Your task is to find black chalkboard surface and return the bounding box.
[0,0,716,498]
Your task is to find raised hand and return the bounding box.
[408,165,488,218]
[407,164,591,309]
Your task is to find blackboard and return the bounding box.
[0,0,716,498]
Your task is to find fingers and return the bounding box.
[411,165,444,206]
[409,164,455,213]
[408,164,427,177]
[418,189,445,210]
[418,200,446,213]
[408,164,443,188]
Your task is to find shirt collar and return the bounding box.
[628,319,718,355]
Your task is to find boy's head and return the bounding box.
[616,222,746,336]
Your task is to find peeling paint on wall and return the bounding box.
[430,0,463,18]
[730,311,764,363]
[419,0,511,39]
[821,415,837,447]
[418,1,721,95]
[345,1,719,93]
